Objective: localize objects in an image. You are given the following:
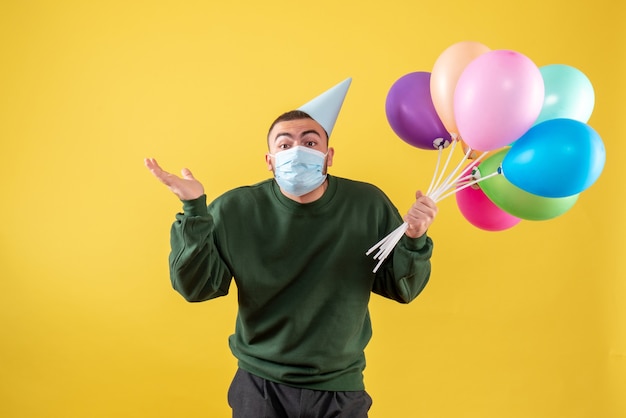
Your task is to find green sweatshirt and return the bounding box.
[169,175,433,391]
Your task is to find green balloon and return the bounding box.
[478,148,579,221]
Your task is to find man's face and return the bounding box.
[265,118,334,173]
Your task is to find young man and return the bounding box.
[145,79,437,417]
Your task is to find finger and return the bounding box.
[415,194,437,211]
[414,190,439,212]
[145,157,164,173]
[145,160,177,186]
[411,206,436,222]
[181,168,195,180]
[407,200,437,222]
[144,157,156,170]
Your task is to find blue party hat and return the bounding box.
[298,78,352,138]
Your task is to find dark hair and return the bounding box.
[266,110,329,144]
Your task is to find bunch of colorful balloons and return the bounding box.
[384,40,606,232]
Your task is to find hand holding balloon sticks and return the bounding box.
[366,142,499,273]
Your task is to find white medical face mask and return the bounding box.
[270,146,328,197]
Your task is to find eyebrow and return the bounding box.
[273,129,322,142]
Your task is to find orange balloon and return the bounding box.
[460,139,489,160]
[460,138,504,161]
[430,41,491,135]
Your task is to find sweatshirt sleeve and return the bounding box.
[371,232,433,304]
[168,195,233,302]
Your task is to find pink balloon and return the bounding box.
[456,177,521,231]
[454,50,544,151]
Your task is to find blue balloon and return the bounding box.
[502,118,605,198]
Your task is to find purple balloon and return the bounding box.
[385,72,451,150]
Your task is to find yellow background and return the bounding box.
[1,0,624,417]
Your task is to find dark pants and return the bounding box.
[228,369,372,418]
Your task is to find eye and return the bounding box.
[278,143,291,150]
[305,140,317,147]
